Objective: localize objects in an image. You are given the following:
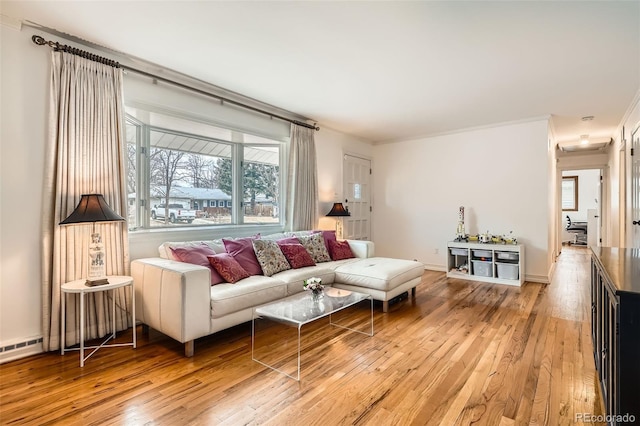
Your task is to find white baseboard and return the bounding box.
[423,263,447,272]
[525,274,550,284]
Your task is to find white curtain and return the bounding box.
[41,51,130,351]
[285,124,319,231]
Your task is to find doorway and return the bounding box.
[559,168,603,249]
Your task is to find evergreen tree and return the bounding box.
[212,158,280,214]
[213,158,233,195]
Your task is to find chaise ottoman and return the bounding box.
[332,257,425,312]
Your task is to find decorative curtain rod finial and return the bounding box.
[32,35,46,45]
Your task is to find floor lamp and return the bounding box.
[326,202,351,239]
[59,194,125,285]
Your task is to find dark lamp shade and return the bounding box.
[326,202,350,217]
[59,194,125,225]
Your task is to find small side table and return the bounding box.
[61,275,136,367]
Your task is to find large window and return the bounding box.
[125,108,283,230]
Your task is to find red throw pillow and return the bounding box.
[328,239,355,261]
[223,236,263,275]
[170,243,224,285]
[278,243,316,269]
[207,253,250,284]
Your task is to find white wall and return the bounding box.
[372,119,550,282]
[0,24,48,359]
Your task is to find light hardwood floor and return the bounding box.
[0,246,603,425]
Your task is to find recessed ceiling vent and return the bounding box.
[557,137,612,152]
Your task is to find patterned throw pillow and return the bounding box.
[278,243,316,269]
[328,239,355,261]
[223,236,263,276]
[298,233,331,263]
[170,243,225,285]
[313,230,337,252]
[252,239,291,277]
[207,253,250,284]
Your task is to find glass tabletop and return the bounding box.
[254,288,370,326]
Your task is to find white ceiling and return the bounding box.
[2,1,639,144]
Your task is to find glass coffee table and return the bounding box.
[252,287,373,381]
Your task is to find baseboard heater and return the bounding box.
[0,337,43,361]
[1,337,42,353]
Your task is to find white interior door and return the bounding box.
[342,154,371,240]
[631,125,640,248]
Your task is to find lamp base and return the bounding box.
[335,219,344,240]
[86,277,110,286]
[88,232,106,282]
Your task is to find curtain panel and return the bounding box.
[285,124,319,231]
[41,51,131,351]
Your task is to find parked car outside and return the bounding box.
[151,203,196,223]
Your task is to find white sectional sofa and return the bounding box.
[131,233,424,356]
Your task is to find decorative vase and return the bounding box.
[311,289,323,301]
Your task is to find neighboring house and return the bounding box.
[148,186,232,210]
[138,186,275,214]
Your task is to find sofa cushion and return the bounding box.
[252,239,291,277]
[278,243,316,269]
[320,258,361,270]
[271,266,335,296]
[207,253,250,284]
[209,275,286,318]
[334,257,424,291]
[328,239,355,261]
[223,236,263,276]
[171,243,225,285]
[297,233,331,263]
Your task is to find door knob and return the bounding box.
[633,220,640,226]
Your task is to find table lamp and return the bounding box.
[59,194,125,285]
[326,202,350,239]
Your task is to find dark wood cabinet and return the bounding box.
[591,248,640,424]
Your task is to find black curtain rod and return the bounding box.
[32,35,319,131]
[32,34,119,68]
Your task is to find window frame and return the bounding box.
[125,114,284,232]
[562,175,579,212]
